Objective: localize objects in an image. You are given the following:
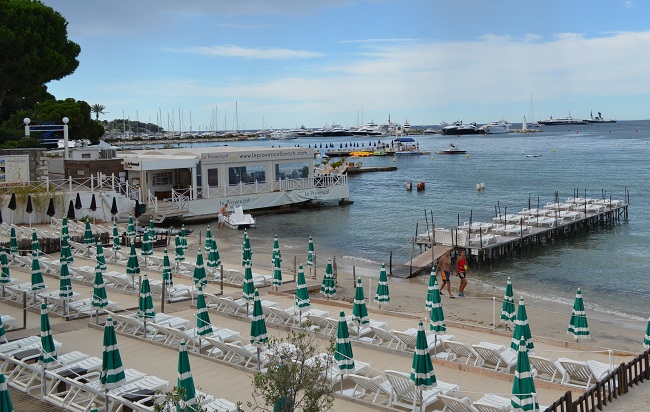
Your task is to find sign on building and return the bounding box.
[0,155,30,187]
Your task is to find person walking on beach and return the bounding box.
[457,250,469,297]
[436,249,454,298]
[218,204,229,228]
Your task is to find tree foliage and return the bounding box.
[32,98,104,144]
[0,0,80,121]
[248,331,335,412]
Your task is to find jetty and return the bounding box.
[346,165,397,175]
[400,193,629,277]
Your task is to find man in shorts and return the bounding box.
[457,250,469,297]
[218,204,229,228]
[435,249,454,298]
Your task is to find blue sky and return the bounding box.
[43,0,650,131]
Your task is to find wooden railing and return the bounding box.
[545,348,650,412]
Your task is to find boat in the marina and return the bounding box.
[438,143,467,155]
[478,120,510,134]
[135,226,194,236]
[585,111,616,124]
[224,206,256,229]
[351,121,386,136]
[440,121,480,135]
[403,119,411,135]
[538,113,587,125]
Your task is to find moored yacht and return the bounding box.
[478,119,510,134]
[440,120,480,135]
[585,111,616,124]
[351,121,386,136]
[538,112,587,125]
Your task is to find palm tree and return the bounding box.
[91,104,106,121]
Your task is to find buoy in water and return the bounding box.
[392,157,396,162]
[416,181,425,191]
[476,182,486,191]
[431,156,435,160]
[406,181,413,191]
[466,153,470,158]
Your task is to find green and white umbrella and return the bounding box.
[177,340,197,409]
[500,277,516,327]
[174,234,185,266]
[141,227,153,267]
[241,229,252,268]
[424,268,437,311]
[511,335,539,412]
[60,234,74,264]
[40,303,58,364]
[510,297,534,352]
[320,258,336,300]
[644,316,650,349]
[126,243,140,277]
[429,277,446,333]
[0,317,4,343]
[126,213,135,239]
[250,289,268,370]
[61,217,69,240]
[0,249,11,285]
[272,235,282,289]
[193,250,207,288]
[31,229,42,257]
[353,278,369,328]
[139,273,155,338]
[59,260,74,304]
[205,226,219,276]
[272,234,282,266]
[411,321,436,412]
[295,264,311,310]
[83,220,94,245]
[95,240,107,271]
[180,224,188,251]
[374,263,390,308]
[111,222,121,253]
[89,404,98,412]
[306,236,315,267]
[567,288,590,341]
[335,310,355,384]
[195,285,213,337]
[92,264,109,311]
[9,228,17,255]
[242,265,256,303]
[100,317,126,389]
[31,255,45,292]
[148,216,155,232]
[0,373,14,412]
[162,249,173,287]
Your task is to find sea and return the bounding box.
[123,121,650,327]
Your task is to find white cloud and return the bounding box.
[167,45,323,59]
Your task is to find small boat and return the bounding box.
[525,154,543,158]
[438,143,467,155]
[136,226,194,236]
[224,206,256,229]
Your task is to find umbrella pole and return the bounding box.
[435,335,438,356]
[257,347,261,371]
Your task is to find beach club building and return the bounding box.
[118,146,350,221]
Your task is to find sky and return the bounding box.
[42,0,650,131]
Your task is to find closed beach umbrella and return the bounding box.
[162,249,173,287]
[40,303,58,364]
[207,233,221,279]
[374,263,390,308]
[8,193,16,212]
[295,264,311,311]
[59,261,73,301]
[134,199,141,218]
[411,321,436,412]
[335,310,355,382]
[26,194,33,226]
[272,235,282,267]
[567,288,590,342]
[75,193,82,210]
[205,225,218,276]
[195,285,213,337]
[429,277,446,333]
[149,216,154,232]
[511,335,539,412]
[307,236,315,267]
[425,268,437,311]
[83,220,94,245]
[61,217,69,241]
[0,373,13,412]
[9,228,17,255]
[353,278,369,328]
[66,200,76,220]
[110,196,118,221]
[92,263,109,311]
[95,241,107,271]
[126,213,135,238]
[500,277,516,327]
[511,297,534,352]
[0,249,11,285]
[31,229,42,257]
[250,289,268,370]
[272,235,282,290]
[0,318,4,344]
[90,193,97,212]
[141,227,152,266]
[180,224,188,251]
[100,317,126,389]
[320,258,336,300]
[60,233,74,264]
[644,316,650,349]
[241,229,252,267]
[174,234,185,267]
[242,265,255,302]
[193,250,207,288]
[139,273,155,338]
[31,255,45,292]
[177,340,197,409]
[111,222,121,255]
[46,197,55,218]
[126,243,140,277]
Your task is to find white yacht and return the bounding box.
[479,120,511,134]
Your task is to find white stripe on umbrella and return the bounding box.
[567,288,590,341]
[500,277,516,326]
[374,263,390,306]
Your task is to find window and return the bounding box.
[207,168,219,186]
[275,162,309,181]
[76,169,85,176]
[228,165,266,185]
[152,171,173,186]
[81,153,91,159]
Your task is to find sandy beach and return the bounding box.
[1,222,648,410]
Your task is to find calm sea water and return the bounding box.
[136,121,650,323]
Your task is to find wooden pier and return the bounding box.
[404,197,629,276]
